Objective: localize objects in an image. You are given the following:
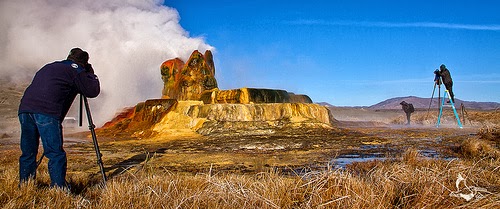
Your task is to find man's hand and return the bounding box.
[85,63,95,74]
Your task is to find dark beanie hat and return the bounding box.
[67,48,89,65]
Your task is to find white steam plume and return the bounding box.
[0,0,213,125]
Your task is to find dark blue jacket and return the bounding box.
[19,60,100,120]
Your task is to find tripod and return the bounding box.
[426,79,441,120]
[80,94,107,184]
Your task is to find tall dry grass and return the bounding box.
[477,124,500,143]
[461,123,500,160]
[1,147,499,208]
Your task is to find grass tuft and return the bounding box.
[460,137,500,160]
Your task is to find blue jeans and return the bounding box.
[19,113,67,188]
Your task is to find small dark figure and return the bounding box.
[400,101,414,125]
[434,64,454,103]
[18,48,100,189]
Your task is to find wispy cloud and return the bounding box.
[337,78,500,85]
[337,78,429,85]
[457,80,500,84]
[287,19,500,31]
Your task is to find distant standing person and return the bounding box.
[18,48,100,189]
[400,101,414,125]
[435,64,454,103]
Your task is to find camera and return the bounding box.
[434,69,441,84]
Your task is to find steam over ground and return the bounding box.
[0,0,213,125]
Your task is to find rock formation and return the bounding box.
[160,50,217,100]
[100,50,335,138]
[154,101,334,136]
[101,100,334,137]
[101,99,178,136]
[200,88,312,104]
[161,50,311,105]
[160,58,184,99]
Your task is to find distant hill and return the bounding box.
[317,102,335,107]
[368,96,500,110]
[317,97,500,110]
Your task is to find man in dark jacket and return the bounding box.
[18,48,100,189]
[400,101,414,125]
[435,64,454,103]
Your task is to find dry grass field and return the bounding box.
[1,139,499,208]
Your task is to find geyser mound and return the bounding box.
[100,50,336,138]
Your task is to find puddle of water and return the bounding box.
[419,149,440,158]
[359,145,380,150]
[331,153,388,169]
[331,149,456,169]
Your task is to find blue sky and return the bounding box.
[165,1,500,106]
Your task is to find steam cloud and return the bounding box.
[0,0,213,125]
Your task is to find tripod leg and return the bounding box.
[426,83,437,120]
[82,96,107,184]
[79,95,83,127]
